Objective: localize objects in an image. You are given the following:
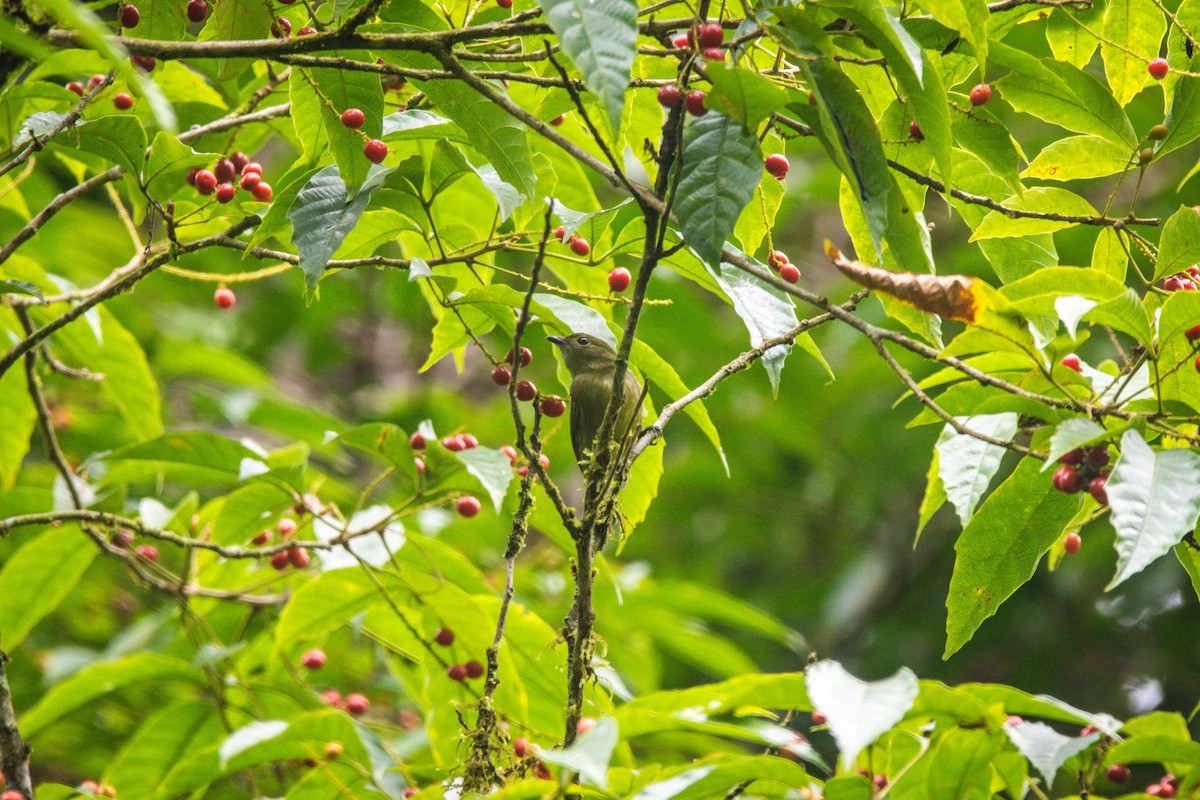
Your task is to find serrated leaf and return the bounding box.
[704,64,789,131]
[1154,206,1200,280]
[455,446,513,512]
[535,718,618,788]
[288,164,393,288]
[536,0,636,132]
[0,525,96,649]
[944,458,1083,658]
[1101,0,1165,107]
[806,660,918,770]
[675,113,762,268]
[1105,428,1200,589]
[935,413,1019,525]
[1004,722,1098,784]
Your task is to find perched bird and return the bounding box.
[546,333,643,470]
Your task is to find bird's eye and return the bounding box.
[577,336,590,346]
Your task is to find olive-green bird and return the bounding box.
[546,333,643,469]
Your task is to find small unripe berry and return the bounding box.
[278,518,298,536]
[657,84,681,108]
[516,380,537,402]
[136,544,158,562]
[344,693,369,716]
[410,431,426,450]
[568,236,590,256]
[873,775,888,790]
[214,287,236,309]
[513,737,529,757]
[1053,466,1083,494]
[1063,531,1082,555]
[768,250,788,271]
[909,120,924,140]
[113,93,133,110]
[239,171,261,191]
[216,183,236,204]
[492,364,512,385]
[364,139,388,163]
[324,741,344,760]
[1194,354,1200,372]
[685,90,708,116]
[414,457,425,474]
[229,151,249,172]
[779,264,800,283]
[447,663,468,681]
[288,547,310,568]
[969,83,991,106]
[465,660,484,679]
[506,346,533,367]
[540,395,566,417]
[187,0,208,23]
[402,789,418,800]
[66,81,85,96]
[301,649,327,670]
[1106,764,1130,785]
[120,3,141,28]
[608,267,631,292]
[1149,124,1169,140]
[440,434,465,451]
[456,496,481,517]
[194,169,217,195]
[251,181,273,202]
[1139,147,1155,166]
[764,153,789,179]
[214,158,236,183]
[1149,57,1169,80]
[81,783,100,794]
[1060,353,1083,372]
[341,108,365,129]
[435,627,455,646]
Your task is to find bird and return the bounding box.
[545,332,643,471]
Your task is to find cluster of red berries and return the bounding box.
[76,781,117,798]
[188,152,273,203]
[500,445,551,478]
[551,225,590,257]
[64,74,135,111]
[407,431,483,516]
[854,769,889,790]
[338,106,389,164]
[656,84,708,117]
[255,517,310,570]
[767,249,799,283]
[671,21,727,63]
[1052,444,1111,506]
[433,627,485,682]
[1147,773,1179,797]
[320,688,370,716]
[1162,265,1199,292]
[109,526,161,564]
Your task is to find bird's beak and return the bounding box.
[546,335,566,346]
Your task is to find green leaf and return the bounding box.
[626,755,809,800]
[0,348,35,488]
[1157,291,1200,412]
[704,64,789,131]
[382,109,465,142]
[894,727,1000,800]
[970,188,1098,240]
[204,0,274,80]
[536,0,636,132]
[534,718,618,789]
[455,446,514,512]
[629,339,726,472]
[916,451,947,544]
[922,0,988,69]
[0,278,43,298]
[105,431,268,478]
[219,720,290,770]
[1106,735,1200,766]
[22,654,203,738]
[617,672,808,717]
[675,113,762,268]
[935,413,1019,526]
[1161,17,1200,157]
[143,132,219,195]
[1154,206,1200,280]
[306,63,385,194]
[1022,135,1132,181]
[1105,428,1200,589]
[139,0,188,43]
[1092,227,1129,281]
[288,164,394,288]
[1101,0,1165,107]
[944,458,1082,658]
[338,423,421,484]
[273,569,404,653]
[1046,5,1102,68]
[104,701,222,793]
[69,115,147,175]
[805,660,918,770]
[0,525,96,649]
[1177,541,1200,603]
[1004,722,1098,784]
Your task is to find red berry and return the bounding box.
[214,287,236,309]
[1005,715,1023,726]
[765,153,789,179]
[1080,725,1098,736]
[66,81,85,96]
[576,717,596,734]
[697,22,723,48]
[364,139,388,163]
[553,225,566,241]
[465,659,484,679]
[120,3,140,28]
[540,395,566,417]
[278,518,298,536]
[112,529,133,548]
[2,792,23,800]
[497,0,513,7]
[1053,466,1083,494]
[88,74,104,89]
[768,250,788,271]
[513,737,529,757]
[113,92,133,110]
[297,26,318,35]
[461,433,479,449]
[516,380,536,402]
[779,264,800,283]
[492,364,512,386]
[549,114,565,125]
[187,0,208,22]
[214,158,236,183]
[1060,353,1083,372]
[569,236,590,256]
[1086,446,1111,466]
[414,457,425,474]
[216,183,236,204]
[909,120,924,141]
[536,763,553,780]
[701,47,725,61]
[1189,265,1199,276]
[344,693,369,716]
[81,782,100,793]
[270,550,290,570]
[434,627,454,646]
[251,181,273,202]
[186,168,200,187]
[608,267,631,292]
[301,649,327,670]
[447,663,468,681]
[506,346,533,367]
[410,432,426,450]
[320,688,343,706]
[240,171,261,191]
[873,775,888,791]
[538,453,550,469]
[1194,354,1200,372]
[442,435,466,452]
[456,496,481,517]
[1149,57,1170,80]
[241,161,263,176]
[341,108,365,129]
[1186,323,1200,343]
[288,547,310,568]
[136,544,158,562]
[1165,276,1184,292]
[1063,531,1082,555]
[194,169,217,195]
[500,445,518,464]
[1058,448,1084,465]
[252,530,270,545]
[672,33,689,48]
[685,90,708,116]
[271,16,292,37]
[1106,764,1130,785]
[227,153,249,175]
[657,84,681,108]
[811,711,826,725]
[969,83,991,105]
[132,55,155,72]
[402,790,418,800]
